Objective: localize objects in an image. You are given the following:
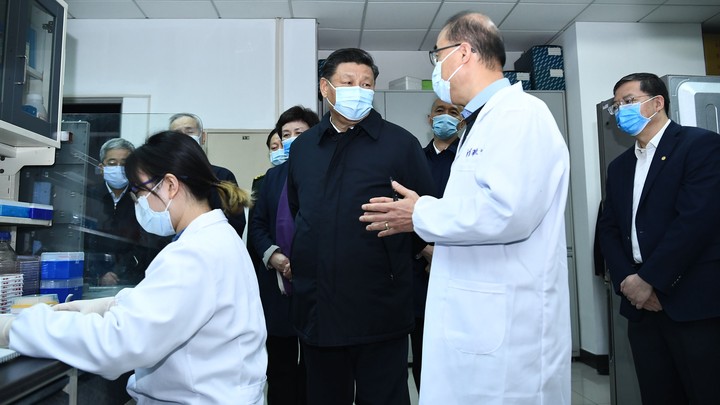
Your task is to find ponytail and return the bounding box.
[214,181,253,217]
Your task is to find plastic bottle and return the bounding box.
[0,231,18,275]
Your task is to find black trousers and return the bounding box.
[266,335,307,405]
[302,335,410,405]
[409,317,424,392]
[628,311,720,405]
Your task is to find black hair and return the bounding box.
[125,130,251,214]
[613,72,670,115]
[266,129,278,150]
[320,48,379,81]
[443,11,506,71]
[275,105,320,136]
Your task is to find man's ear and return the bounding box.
[319,78,330,99]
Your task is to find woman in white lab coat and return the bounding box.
[0,131,268,404]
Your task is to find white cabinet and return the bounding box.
[0,0,67,219]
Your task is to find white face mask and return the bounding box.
[432,45,463,105]
[326,80,374,121]
[134,179,175,236]
[189,135,202,145]
[103,165,128,189]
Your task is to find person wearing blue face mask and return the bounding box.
[85,138,167,287]
[2,132,266,405]
[82,137,171,404]
[359,12,571,404]
[408,98,465,393]
[249,106,319,405]
[598,72,720,405]
[287,48,435,405]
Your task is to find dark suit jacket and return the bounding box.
[211,164,246,238]
[248,162,294,336]
[598,120,720,322]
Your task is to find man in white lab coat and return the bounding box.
[360,11,571,405]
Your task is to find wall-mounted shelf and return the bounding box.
[0,216,51,226]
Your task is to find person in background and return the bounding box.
[85,138,166,287]
[360,11,571,404]
[409,97,465,392]
[250,106,319,405]
[598,72,720,404]
[0,131,267,404]
[268,129,285,167]
[287,48,435,405]
[169,112,247,237]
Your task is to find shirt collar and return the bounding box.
[318,110,382,143]
[425,137,459,155]
[461,78,511,119]
[634,119,671,158]
[105,182,128,203]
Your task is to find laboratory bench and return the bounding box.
[0,356,77,405]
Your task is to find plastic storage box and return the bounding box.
[40,252,84,302]
[389,76,423,90]
[0,199,53,220]
[514,46,565,90]
[40,278,82,303]
[41,252,84,279]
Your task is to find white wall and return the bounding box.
[65,19,317,145]
[319,50,523,90]
[556,22,705,355]
[319,50,430,90]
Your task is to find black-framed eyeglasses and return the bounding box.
[607,95,654,116]
[429,43,462,66]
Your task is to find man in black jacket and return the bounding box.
[287,48,435,405]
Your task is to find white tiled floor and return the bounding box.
[571,361,611,405]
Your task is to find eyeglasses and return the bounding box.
[130,176,162,202]
[102,159,125,167]
[607,95,654,116]
[429,43,462,66]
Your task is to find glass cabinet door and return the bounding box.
[2,0,65,140]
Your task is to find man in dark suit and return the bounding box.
[169,113,246,237]
[598,72,720,404]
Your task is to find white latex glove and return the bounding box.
[54,297,116,316]
[0,314,14,348]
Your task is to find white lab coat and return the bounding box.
[413,83,571,405]
[10,209,268,405]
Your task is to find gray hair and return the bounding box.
[169,112,203,133]
[99,138,135,162]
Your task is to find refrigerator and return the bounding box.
[597,74,720,405]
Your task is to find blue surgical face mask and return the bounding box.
[326,80,374,121]
[269,149,287,166]
[615,96,658,136]
[103,165,128,189]
[432,114,461,140]
[134,179,175,236]
[432,46,463,105]
[282,136,297,157]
